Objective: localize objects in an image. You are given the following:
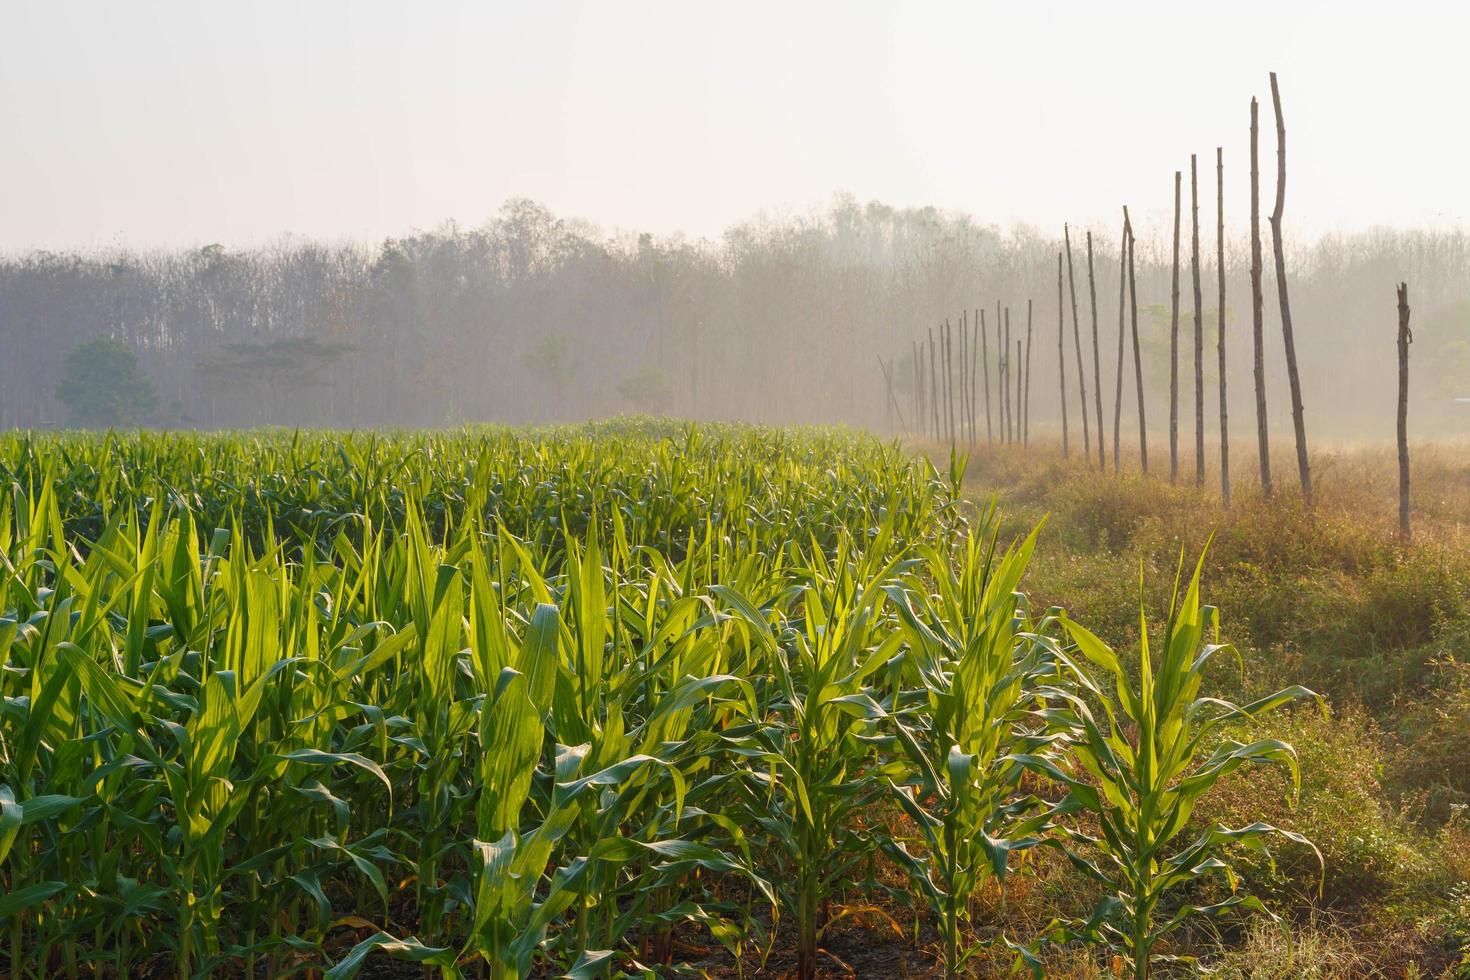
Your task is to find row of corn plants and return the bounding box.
[0,424,1316,978]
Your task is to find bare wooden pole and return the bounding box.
[959,312,970,445]
[1170,169,1182,484]
[1269,71,1312,504]
[1217,147,1231,508]
[882,354,892,429]
[1057,252,1069,456]
[980,309,992,442]
[999,302,1011,443]
[1192,154,1205,487]
[970,308,980,444]
[1397,282,1412,540]
[878,357,907,432]
[1024,301,1033,446]
[1003,307,1013,443]
[1126,208,1148,473]
[951,319,959,445]
[921,339,928,438]
[912,339,922,437]
[965,313,975,445]
[999,314,1008,444]
[928,327,939,439]
[938,321,946,442]
[1113,212,1127,471]
[1016,337,1023,447]
[1250,96,1272,497]
[1065,225,1091,458]
[944,320,956,446]
[1086,231,1104,471]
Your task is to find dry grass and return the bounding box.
[908,435,1470,976]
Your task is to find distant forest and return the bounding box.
[3,195,1469,437]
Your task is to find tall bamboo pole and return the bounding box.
[1016,337,1023,448]
[911,339,921,437]
[1003,308,1013,443]
[981,309,992,442]
[928,327,939,439]
[956,315,965,444]
[934,323,946,443]
[878,357,907,433]
[1397,282,1412,540]
[1086,231,1104,471]
[1024,301,1033,446]
[960,313,970,446]
[1217,147,1231,508]
[939,322,948,443]
[1269,71,1312,504]
[999,299,1011,440]
[970,308,980,444]
[999,314,1008,445]
[1170,170,1181,484]
[944,320,956,446]
[1065,225,1091,458]
[1113,212,1127,471]
[1126,208,1148,473]
[1191,154,1205,486]
[965,313,975,445]
[1057,253,1069,456]
[1251,96,1272,497]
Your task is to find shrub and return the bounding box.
[1200,705,1429,911]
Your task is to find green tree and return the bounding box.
[616,365,671,414]
[194,336,353,424]
[525,334,574,395]
[54,335,158,426]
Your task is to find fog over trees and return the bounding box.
[3,194,1468,438]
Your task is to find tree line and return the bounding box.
[1,195,1468,435]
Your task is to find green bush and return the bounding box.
[1198,706,1429,911]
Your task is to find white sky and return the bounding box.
[2,0,1465,251]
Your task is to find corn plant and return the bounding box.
[1035,553,1321,979]
[884,512,1067,977]
[0,423,1323,979]
[716,533,908,980]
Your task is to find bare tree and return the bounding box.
[1217,147,1231,508]
[1192,154,1205,486]
[1397,282,1412,540]
[1065,225,1091,457]
[1087,231,1105,470]
[1269,71,1312,503]
[1057,252,1069,456]
[1170,170,1182,484]
[1126,208,1148,473]
[1251,97,1272,497]
[1113,212,1127,471]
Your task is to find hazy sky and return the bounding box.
[3,1,1466,251]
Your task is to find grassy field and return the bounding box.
[1,422,1466,978]
[955,437,1470,977]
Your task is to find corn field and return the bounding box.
[0,422,1314,978]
